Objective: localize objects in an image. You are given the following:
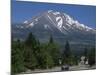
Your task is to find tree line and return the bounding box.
[11,32,96,74]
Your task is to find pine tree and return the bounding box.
[25,32,36,48]
[88,48,96,66]
[83,48,88,62]
[63,41,71,57]
[49,35,53,44]
[47,35,60,66]
[24,32,37,70]
[11,39,25,74]
[62,40,72,64]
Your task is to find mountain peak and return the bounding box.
[21,10,95,34]
[45,10,95,33]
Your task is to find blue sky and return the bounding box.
[11,1,96,28]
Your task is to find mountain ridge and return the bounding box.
[12,10,96,47]
[20,10,95,34]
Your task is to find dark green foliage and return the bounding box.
[63,41,71,58]
[12,32,93,74]
[83,48,88,62]
[61,40,78,66]
[62,41,71,64]
[11,39,25,74]
[88,48,96,66]
[23,48,37,70]
[48,35,60,66]
[47,43,60,66]
[23,33,59,70]
[69,55,78,65]
[49,35,53,44]
[25,32,37,48]
[10,33,75,74]
[36,35,60,69]
[81,47,96,66]
[36,44,54,69]
[24,32,38,70]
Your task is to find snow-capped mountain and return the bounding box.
[12,10,96,47]
[19,10,95,34]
